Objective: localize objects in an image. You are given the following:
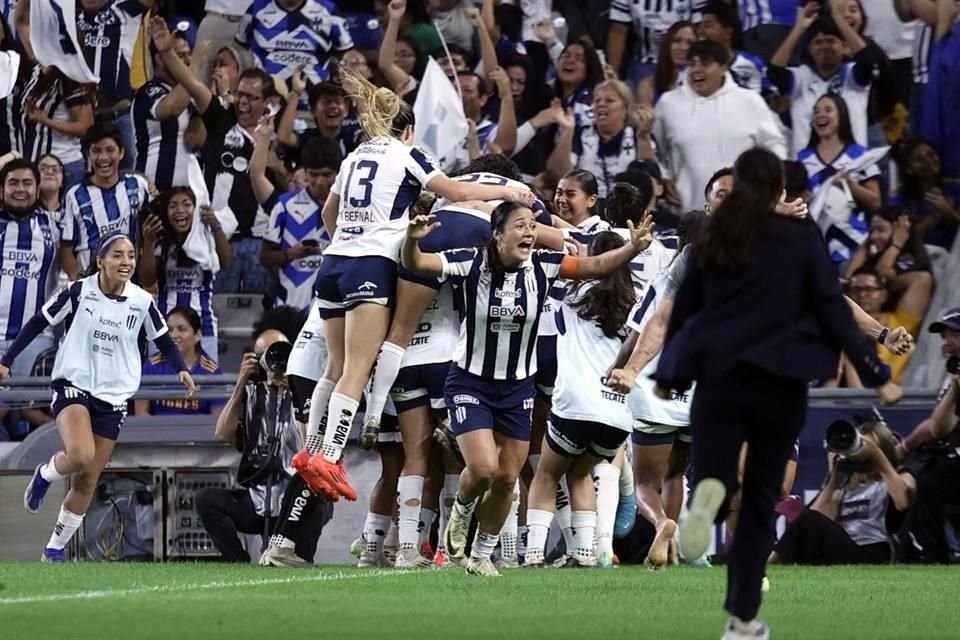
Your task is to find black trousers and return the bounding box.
[690,364,808,621]
[910,456,960,563]
[196,476,333,562]
[775,509,891,565]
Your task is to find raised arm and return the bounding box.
[276,68,305,149]
[490,67,517,155]
[378,0,414,94]
[425,174,536,206]
[249,115,276,206]
[151,17,213,114]
[829,0,867,54]
[467,8,499,92]
[401,215,445,277]
[546,112,576,177]
[772,5,819,68]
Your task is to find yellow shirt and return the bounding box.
[877,306,922,383]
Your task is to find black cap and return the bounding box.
[929,307,960,333]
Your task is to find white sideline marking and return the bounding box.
[0,569,408,605]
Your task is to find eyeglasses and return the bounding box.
[340,58,369,67]
[38,165,62,174]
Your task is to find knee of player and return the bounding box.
[68,447,97,471]
[466,460,499,484]
[490,469,520,493]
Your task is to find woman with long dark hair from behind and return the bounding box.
[403,201,653,576]
[654,148,901,640]
[524,231,637,568]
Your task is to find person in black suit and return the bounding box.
[653,148,902,640]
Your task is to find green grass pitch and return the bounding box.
[0,563,957,639]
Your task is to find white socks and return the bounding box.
[40,454,66,482]
[471,529,499,561]
[499,480,520,563]
[525,508,553,564]
[595,463,619,557]
[438,474,459,551]
[418,508,437,549]
[362,513,391,557]
[47,506,84,550]
[321,392,359,461]
[555,479,574,550]
[366,342,405,426]
[619,456,634,498]
[305,378,336,453]
[397,475,424,550]
[571,510,597,563]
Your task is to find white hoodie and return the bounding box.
[653,73,787,211]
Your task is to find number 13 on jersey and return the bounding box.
[344,160,379,208]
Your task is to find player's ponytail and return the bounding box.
[567,231,635,339]
[342,68,414,140]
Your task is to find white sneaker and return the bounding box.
[496,556,520,569]
[721,617,770,640]
[761,576,770,593]
[464,557,501,577]
[679,478,726,562]
[357,549,390,568]
[395,547,433,569]
[264,546,311,568]
[443,507,471,560]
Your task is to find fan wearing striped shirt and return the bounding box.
[401,200,654,576]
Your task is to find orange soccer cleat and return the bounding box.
[292,448,336,498]
[307,455,358,502]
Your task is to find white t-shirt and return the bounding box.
[43,276,168,406]
[401,284,459,368]
[327,138,441,261]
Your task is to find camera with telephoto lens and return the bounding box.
[947,356,960,376]
[248,342,293,383]
[824,408,885,473]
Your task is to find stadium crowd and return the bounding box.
[1,0,959,637]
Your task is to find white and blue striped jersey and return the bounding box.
[0,208,60,340]
[553,283,634,432]
[155,247,218,341]
[132,79,194,190]
[440,247,568,381]
[327,139,441,261]
[913,23,933,85]
[20,66,92,165]
[42,275,167,406]
[0,83,23,157]
[401,284,459,368]
[624,275,693,426]
[262,188,329,311]
[61,174,151,273]
[437,118,498,174]
[799,143,880,263]
[242,0,354,87]
[609,0,693,64]
[737,0,797,31]
[77,0,147,105]
[571,124,639,198]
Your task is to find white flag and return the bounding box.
[0,51,20,100]
[413,58,468,166]
[30,0,99,84]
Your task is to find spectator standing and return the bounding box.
[135,307,224,417]
[636,20,696,108]
[768,1,884,156]
[847,266,932,383]
[76,0,156,169]
[240,0,354,91]
[154,17,277,294]
[440,69,517,173]
[697,1,770,94]
[276,71,363,164]
[648,41,786,211]
[893,0,937,135]
[607,0,693,86]
[21,65,96,189]
[738,0,799,61]
[138,187,232,358]
[59,124,150,279]
[0,159,60,376]
[260,137,341,312]
[36,154,64,221]
[799,93,882,263]
[0,12,25,159]
[133,22,205,191]
[195,0,253,83]
[894,136,959,249]
[554,39,604,129]
[429,0,476,56]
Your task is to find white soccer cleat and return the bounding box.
[496,556,520,569]
[464,557,501,577]
[357,549,391,568]
[679,478,726,562]
[721,617,770,640]
[443,509,470,561]
[394,547,433,569]
[263,546,311,568]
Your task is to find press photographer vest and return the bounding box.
[237,382,299,489]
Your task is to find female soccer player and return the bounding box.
[299,71,534,501]
[402,201,653,576]
[0,233,195,561]
[525,231,637,569]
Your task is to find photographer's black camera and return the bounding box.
[249,342,293,383]
[947,356,960,376]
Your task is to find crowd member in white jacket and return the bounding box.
[644,40,786,211]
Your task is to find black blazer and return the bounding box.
[655,216,890,391]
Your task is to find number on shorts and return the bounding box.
[346,160,379,208]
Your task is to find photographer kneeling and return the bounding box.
[769,420,915,565]
[196,330,333,566]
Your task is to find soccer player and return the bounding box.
[59,123,151,280]
[0,233,195,561]
[401,201,653,576]
[298,72,536,502]
[524,231,639,569]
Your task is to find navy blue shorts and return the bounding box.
[313,255,397,319]
[547,414,629,462]
[51,380,127,441]
[391,361,451,414]
[535,335,558,399]
[631,420,693,447]
[378,407,403,447]
[444,366,535,441]
[398,264,442,290]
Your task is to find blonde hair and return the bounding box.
[341,68,408,141]
[594,79,634,124]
